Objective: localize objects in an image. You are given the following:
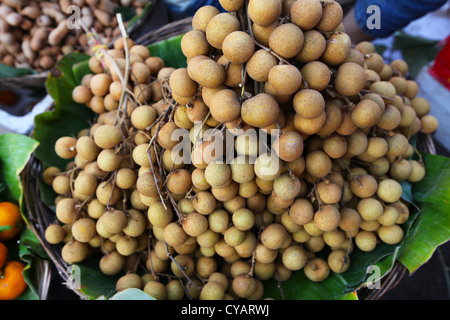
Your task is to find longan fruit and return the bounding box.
[303,257,330,282]
[323,229,345,248]
[222,31,255,64]
[252,21,278,47]
[166,169,192,195]
[204,161,231,188]
[273,173,301,201]
[369,81,396,103]
[345,48,365,67]
[116,273,143,292]
[148,201,173,228]
[294,111,327,135]
[377,178,403,203]
[293,89,325,120]
[122,209,146,238]
[241,93,280,128]
[90,73,112,97]
[97,149,122,173]
[254,152,283,181]
[289,198,314,225]
[350,174,378,198]
[182,212,209,237]
[314,205,341,232]
[246,49,278,82]
[378,224,404,245]
[55,136,77,159]
[205,12,240,49]
[328,249,350,274]
[386,133,409,158]
[317,181,342,204]
[269,23,304,59]
[93,124,122,149]
[322,134,347,159]
[72,85,92,104]
[334,62,366,96]
[45,224,67,244]
[76,136,100,162]
[316,0,343,32]
[164,222,189,248]
[209,89,241,124]
[229,156,255,185]
[408,160,426,182]
[272,131,304,163]
[377,105,402,131]
[355,41,376,55]
[193,191,217,215]
[351,99,382,129]
[219,0,244,11]
[335,110,358,136]
[169,67,198,99]
[192,5,220,32]
[305,150,332,178]
[399,105,417,128]
[143,280,167,300]
[261,223,288,250]
[357,197,384,221]
[199,281,225,300]
[420,115,439,134]
[98,250,126,276]
[61,240,89,264]
[115,236,138,256]
[232,208,255,231]
[74,172,98,196]
[55,197,78,224]
[316,101,343,137]
[224,225,246,246]
[390,59,409,76]
[290,0,322,30]
[136,171,163,198]
[42,166,61,186]
[282,245,308,271]
[130,105,157,130]
[411,97,430,117]
[248,0,282,26]
[389,159,412,182]
[355,231,377,252]
[300,61,331,92]
[320,32,351,65]
[295,30,326,63]
[365,53,385,74]
[378,205,400,227]
[181,30,211,59]
[193,58,226,89]
[268,64,303,95]
[101,209,127,234]
[235,133,259,158]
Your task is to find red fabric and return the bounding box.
[429,36,450,90]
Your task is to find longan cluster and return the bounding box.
[43,0,437,300]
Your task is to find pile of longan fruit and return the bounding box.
[42,0,438,300]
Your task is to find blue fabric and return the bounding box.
[354,0,448,38]
[163,0,225,18]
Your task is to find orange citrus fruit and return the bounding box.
[0,260,27,300]
[0,202,24,242]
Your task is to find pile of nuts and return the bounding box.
[0,0,149,72]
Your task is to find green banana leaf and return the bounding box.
[0,133,40,300]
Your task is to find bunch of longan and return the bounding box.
[42,0,438,300]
